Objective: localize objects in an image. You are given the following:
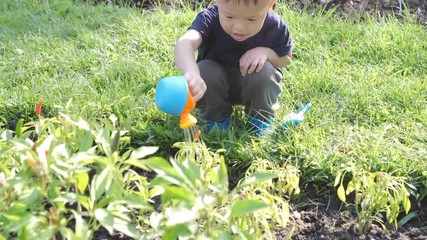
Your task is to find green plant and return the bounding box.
[334,161,412,233]
[0,102,154,239]
[142,141,292,239]
[0,101,297,239]
[245,157,301,198]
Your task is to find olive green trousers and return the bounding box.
[197,59,283,122]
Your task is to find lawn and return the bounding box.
[0,0,426,239]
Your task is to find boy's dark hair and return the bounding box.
[223,0,261,5]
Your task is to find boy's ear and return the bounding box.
[268,0,275,10]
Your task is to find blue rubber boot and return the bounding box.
[249,117,274,136]
[206,117,232,133]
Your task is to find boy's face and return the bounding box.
[216,0,273,42]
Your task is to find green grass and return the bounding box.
[1,0,426,202]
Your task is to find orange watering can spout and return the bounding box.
[179,92,197,129]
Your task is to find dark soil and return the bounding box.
[286,0,427,24]
[87,0,427,239]
[276,187,427,240]
[100,0,427,24]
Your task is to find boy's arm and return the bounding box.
[174,29,206,102]
[265,48,292,68]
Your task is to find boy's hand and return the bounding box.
[184,71,206,102]
[239,47,269,76]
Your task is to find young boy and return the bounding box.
[174,0,293,135]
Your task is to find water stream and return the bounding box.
[183,125,200,142]
[182,125,201,160]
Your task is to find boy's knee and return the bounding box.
[254,61,282,82]
[198,59,223,75]
[247,62,282,87]
[198,60,227,85]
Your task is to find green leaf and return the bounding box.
[170,159,199,189]
[96,196,114,209]
[91,166,112,200]
[47,181,60,201]
[217,231,231,240]
[53,192,78,204]
[79,132,93,152]
[31,226,56,239]
[162,186,196,204]
[150,212,163,231]
[162,224,192,239]
[405,182,417,190]
[148,177,171,189]
[97,128,112,158]
[71,210,91,239]
[113,194,152,210]
[130,146,159,159]
[4,211,32,232]
[337,184,346,202]
[78,195,90,210]
[398,211,418,227]
[284,221,296,240]
[165,207,197,226]
[6,201,28,216]
[123,159,150,171]
[346,180,355,195]
[186,158,201,181]
[65,98,73,110]
[109,114,118,126]
[231,225,254,240]
[50,164,70,178]
[0,148,9,157]
[107,168,124,198]
[386,206,392,222]
[214,157,228,190]
[110,130,120,153]
[334,171,342,187]
[23,188,42,206]
[402,189,411,213]
[111,216,140,239]
[1,129,13,141]
[233,172,277,192]
[59,113,91,131]
[230,199,269,217]
[15,119,24,138]
[70,152,98,165]
[95,208,114,234]
[75,171,89,194]
[144,157,184,185]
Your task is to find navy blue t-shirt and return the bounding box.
[189,4,293,67]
